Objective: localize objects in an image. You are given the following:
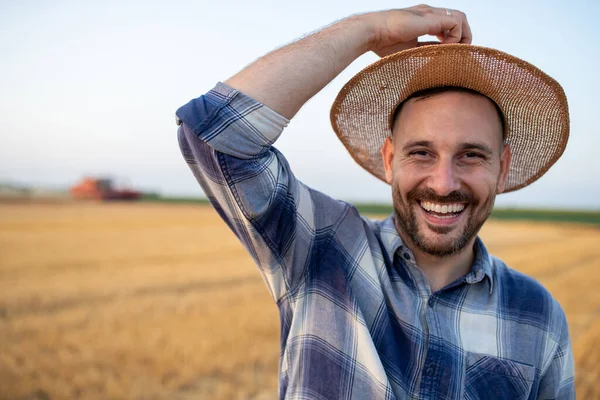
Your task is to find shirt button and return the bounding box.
[403,252,411,261]
[428,298,435,308]
[425,365,435,376]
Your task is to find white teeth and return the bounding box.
[420,201,466,214]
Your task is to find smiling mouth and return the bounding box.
[419,200,467,219]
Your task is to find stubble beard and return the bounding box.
[392,184,495,257]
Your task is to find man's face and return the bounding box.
[381,90,511,257]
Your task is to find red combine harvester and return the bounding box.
[70,177,141,201]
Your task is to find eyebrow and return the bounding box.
[459,142,494,156]
[401,140,433,152]
[401,140,494,156]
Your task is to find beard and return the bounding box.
[392,185,495,257]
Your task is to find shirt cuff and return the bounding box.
[176,82,290,159]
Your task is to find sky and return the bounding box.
[1,0,599,209]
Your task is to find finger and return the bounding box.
[460,14,473,44]
[446,9,472,43]
[433,16,462,44]
[430,7,470,44]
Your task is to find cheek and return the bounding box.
[461,170,498,199]
[393,161,427,185]
[392,173,421,200]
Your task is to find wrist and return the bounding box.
[348,12,380,54]
[331,14,375,58]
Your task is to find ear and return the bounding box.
[496,143,512,194]
[381,137,394,184]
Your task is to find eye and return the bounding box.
[410,150,430,158]
[462,152,484,159]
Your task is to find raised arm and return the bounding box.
[226,5,472,119]
[176,5,471,302]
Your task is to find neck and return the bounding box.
[412,243,475,292]
[394,221,476,293]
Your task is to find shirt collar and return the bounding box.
[379,214,495,294]
[468,237,495,294]
[379,215,404,263]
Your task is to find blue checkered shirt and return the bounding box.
[176,83,575,400]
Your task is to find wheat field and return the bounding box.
[0,202,599,399]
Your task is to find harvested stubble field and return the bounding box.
[1,202,599,400]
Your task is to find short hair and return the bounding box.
[391,86,506,140]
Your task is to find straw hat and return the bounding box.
[330,44,569,193]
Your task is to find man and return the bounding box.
[176,5,574,399]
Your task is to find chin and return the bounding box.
[417,223,470,256]
[391,184,493,258]
[403,204,477,258]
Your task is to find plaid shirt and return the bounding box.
[176,83,575,400]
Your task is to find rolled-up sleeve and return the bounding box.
[177,82,288,158]
[176,83,349,302]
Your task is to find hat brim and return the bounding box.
[330,44,569,193]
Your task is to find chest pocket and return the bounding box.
[464,353,535,400]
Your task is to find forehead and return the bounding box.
[392,91,504,150]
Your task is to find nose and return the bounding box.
[427,158,461,196]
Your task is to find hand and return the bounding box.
[361,5,472,57]
[224,4,471,119]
